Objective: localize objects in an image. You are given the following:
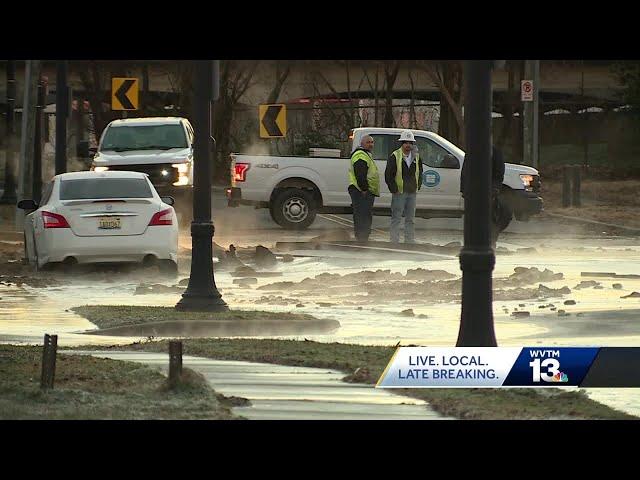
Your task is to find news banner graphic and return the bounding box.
[376,347,640,388]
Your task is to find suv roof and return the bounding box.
[108,117,186,127]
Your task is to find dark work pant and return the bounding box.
[349,187,375,242]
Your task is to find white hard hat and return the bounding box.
[398,130,415,143]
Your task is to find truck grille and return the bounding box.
[106,164,179,187]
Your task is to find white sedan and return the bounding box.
[18,171,179,273]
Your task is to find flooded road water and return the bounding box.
[2,205,640,418]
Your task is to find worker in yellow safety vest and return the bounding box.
[348,134,380,242]
[385,130,423,243]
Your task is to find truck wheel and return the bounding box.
[271,188,317,230]
[158,260,178,277]
[495,198,513,232]
[497,210,513,232]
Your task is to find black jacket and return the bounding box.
[350,147,371,192]
[385,151,423,194]
[460,146,505,195]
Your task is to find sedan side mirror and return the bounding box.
[161,196,175,206]
[442,154,460,169]
[17,199,38,210]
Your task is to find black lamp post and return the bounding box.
[456,60,497,347]
[176,60,228,312]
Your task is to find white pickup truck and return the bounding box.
[90,117,195,223]
[227,127,543,230]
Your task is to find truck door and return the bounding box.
[415,136,463,210]
[369,134,395,205]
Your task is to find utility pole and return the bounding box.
[457,60,497,347]
[532,60,540,169]
[16,60,41,230]
[55,61,69,175]
[522,60,540,168]
[33,77,46,204]
[176,60,228,312]
[1,60,17,204]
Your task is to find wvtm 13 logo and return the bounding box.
[528,350,569,383]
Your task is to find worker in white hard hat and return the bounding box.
[385,130,423,244]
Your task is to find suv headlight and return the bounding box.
[520,174,534,191]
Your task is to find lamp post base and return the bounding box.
[175,294,229,312]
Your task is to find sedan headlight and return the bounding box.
[520,174,534,191]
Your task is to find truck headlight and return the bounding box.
[520,174,534,191]
[172,163,190,186]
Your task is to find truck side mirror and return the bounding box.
[160,196,175,206]
[77,141,90,158]
[442,154,460,169]
[17,199,38,210]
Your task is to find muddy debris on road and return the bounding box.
[0,274,59,288]
[254,266,573,306]
[495,267,564,288]
[233,278,258,287]
[574,280,602,289]
[622,292,640,299]
[231,265,283,278]
[252,295,301,306]
[254,245,278,268]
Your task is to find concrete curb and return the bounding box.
[545,212,640,234]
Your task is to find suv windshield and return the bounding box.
[60,178,153,199]
[100,124,188,151]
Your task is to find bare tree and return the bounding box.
[213,60,260,183]
[266,61,292,104]
[383,61,402,127]
[417,60,465,147]
[495,60,525,155]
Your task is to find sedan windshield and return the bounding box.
[100,124,188,151]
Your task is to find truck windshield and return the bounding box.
[100,124,188,151]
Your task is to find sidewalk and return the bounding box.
[69,351,450,420]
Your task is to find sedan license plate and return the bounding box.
[98,217,121,229]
